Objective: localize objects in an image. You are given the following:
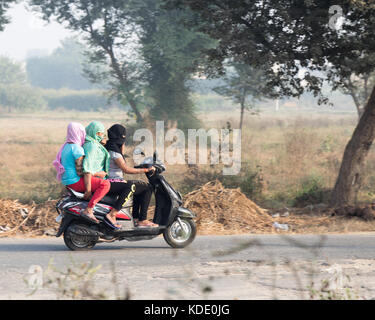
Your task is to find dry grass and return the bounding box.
[0,110,132,202]
[0,108,370,207]
[199,110,375,207]
[2,108,375,235]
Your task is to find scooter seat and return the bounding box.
[66,187,132,208]
[66,187,85,199]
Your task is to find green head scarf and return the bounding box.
[86,121,105,143]
[82,121,110,175]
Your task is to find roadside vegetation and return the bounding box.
[1,0,375,224]
[0,107,365,210]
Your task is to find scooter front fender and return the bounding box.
[176,207,196,219]
[166,206,196,226]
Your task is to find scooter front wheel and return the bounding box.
[163,218,196,248]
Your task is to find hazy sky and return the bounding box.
[0,2,73,61]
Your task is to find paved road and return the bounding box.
[1,233,375,299]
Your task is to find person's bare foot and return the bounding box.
[107,211,121,228]
[82,207,99,223]
[137,220,159,227]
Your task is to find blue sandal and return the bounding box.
[103,216,121,230]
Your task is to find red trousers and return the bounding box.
[68,177,111,208]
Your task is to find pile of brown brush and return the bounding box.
[183,180,275,234]
[0,199,59,237]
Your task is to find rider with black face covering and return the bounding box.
[105,124,158,228]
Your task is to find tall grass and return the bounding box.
[2,108,373,208]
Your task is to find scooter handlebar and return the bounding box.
[134,164,152,169]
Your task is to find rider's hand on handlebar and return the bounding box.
[147,166,156,176]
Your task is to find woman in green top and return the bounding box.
[82,121,136,229]
[82,121,110,180]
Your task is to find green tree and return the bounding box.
[0,56,27,85]
[0,57,46,112]
[167,0,375,206]
[0,83,46,112]
[30,0,145,122]
[213,61,270,129]
[0,0,15,31]
[133,0,215,129]
[31,0,216,127]
[26,37,94,90]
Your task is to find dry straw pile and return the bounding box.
[0,199,58,237]
[184,180,275,234]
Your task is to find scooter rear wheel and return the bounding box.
[63,224,97,251]
[163,218,196,248]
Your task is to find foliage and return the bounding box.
[214,63,266,106]
[213,61,270,128]
[26,37,94,90]
[33,258,107,299]
[0,57,46,111]
[30,0,146,122]
[166,0,375,206]
[26,258,131,300]
[30,0,217,127]
[166,0,375,104]
[293,175,328,207]
[0,0,15,31]
[134,0,215,129]
[0,83,47,112]
[41,88,117,111]
[0,56,27,85]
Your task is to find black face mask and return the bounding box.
[105,124,126,154]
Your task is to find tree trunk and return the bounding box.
[330,85,375,207]
[106,45,144,123]
[125,92,144,123]
[239,102,245,130]
[239,89,246,130]
[347,78,363,119]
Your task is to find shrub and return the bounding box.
[0,84,47,112]
[293,175,329,207]
[41,88,126,111]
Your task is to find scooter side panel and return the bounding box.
[55,214,76,237]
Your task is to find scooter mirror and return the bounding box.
[153,151,158,162]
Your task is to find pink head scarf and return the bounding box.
[53,122,86,181]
